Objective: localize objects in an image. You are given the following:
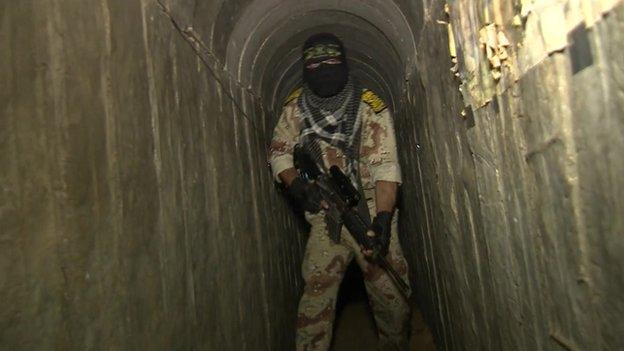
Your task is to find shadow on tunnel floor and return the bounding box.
[331,263,437,351]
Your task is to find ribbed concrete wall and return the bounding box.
[0,1,304,349]
[1,0,623,350]
[397,1,624,350]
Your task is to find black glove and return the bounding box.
[288,177,323,213]
[368,211,393,258]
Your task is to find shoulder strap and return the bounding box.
[361,89,387,113]
[283,87,303,105]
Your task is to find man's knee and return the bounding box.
[302,250,349,291]
[303,271,342,297]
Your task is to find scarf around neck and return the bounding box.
[297,78,363,181]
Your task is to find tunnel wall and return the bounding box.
[397,1,624,350]
[3,0,624,350]
[0,1,304,349]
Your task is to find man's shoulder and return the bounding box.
[282,86,387,113]
[283,87,303,106]
[360,89,387,114]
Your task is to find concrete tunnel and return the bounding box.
[1,0,624,350]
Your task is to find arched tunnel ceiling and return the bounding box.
[215,0,418,113]
[255,20,402,113]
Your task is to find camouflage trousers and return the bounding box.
[296,200,411,351]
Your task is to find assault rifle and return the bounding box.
[293,145,410,301]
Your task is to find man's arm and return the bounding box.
[362,180,399,257]
[269,99,301,182]
[375,180,398,213]
[359,94,401,257]
[360,92,403,200]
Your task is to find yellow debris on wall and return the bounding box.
[479,23,511,81]
[448,0,622,113]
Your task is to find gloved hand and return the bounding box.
[288,177,323,213]
[364,211,392,259]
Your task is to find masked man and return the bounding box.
[269,33,411,350]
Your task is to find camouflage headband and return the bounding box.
[303,44,343,62]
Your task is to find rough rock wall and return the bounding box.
[0,1,303,349]
[397,1,624,350]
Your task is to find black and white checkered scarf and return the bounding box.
[298,79,362,181]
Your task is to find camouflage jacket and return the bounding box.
[269,88,402,190]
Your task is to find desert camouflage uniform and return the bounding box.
[269,88,411,351]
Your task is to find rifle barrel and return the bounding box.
[378,256,411,302]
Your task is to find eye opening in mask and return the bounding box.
[305,58,343,70]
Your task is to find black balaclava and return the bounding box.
[302,33,349,97]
